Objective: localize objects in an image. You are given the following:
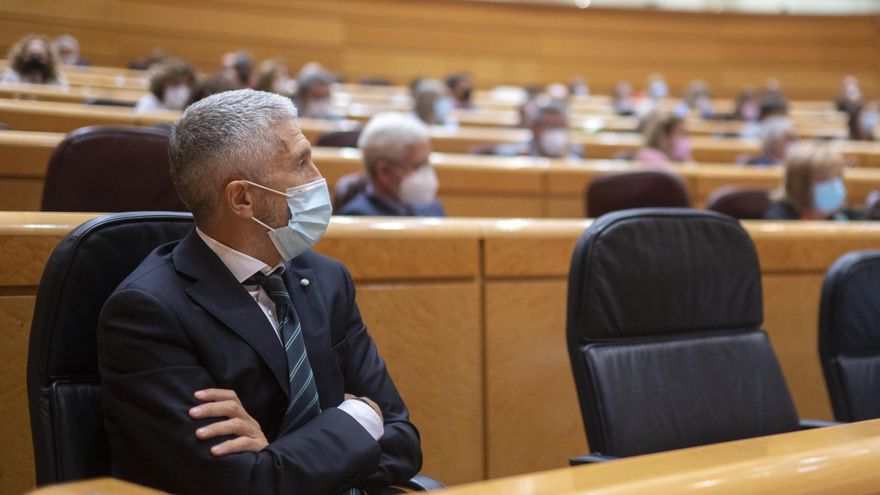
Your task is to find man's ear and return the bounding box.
[225,180,256,219]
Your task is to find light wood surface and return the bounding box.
[29,478,165,495]
[1,1,878,100]
[4,214,880,493]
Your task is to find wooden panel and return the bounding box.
[485,280,585,479]
[0,296,36,495]
[0,178,43,210]
[356,283,484,485]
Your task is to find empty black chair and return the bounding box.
[707,186,772,220]
[41,126,186,212]
[27,212,194,484]
[567,208,826,462]
[316,130,362,148]
[27,212,442,491]
[819,250,880,422]
[586,170,690,218]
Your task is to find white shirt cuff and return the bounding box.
[338,399,384,441]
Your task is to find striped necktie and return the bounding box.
[245,269,321,434]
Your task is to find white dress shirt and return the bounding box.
[195,228,384,441]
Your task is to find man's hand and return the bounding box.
[190,388,269,457]
[345,393,384,423]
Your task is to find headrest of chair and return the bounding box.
[28,212,193,384]
[568,208,762,340]
[821,250,880,353]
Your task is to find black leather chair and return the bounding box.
[585,170,690,218]
[566,208,831,463]
[27,212,442,491]
[41,126,187,212]
[333,172,369,213]
[706,186,772,220]
[317,130,362,148]
[819,250,880,422]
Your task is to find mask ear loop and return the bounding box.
[241,180,289,197]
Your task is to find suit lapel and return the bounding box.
[173,230,291,398]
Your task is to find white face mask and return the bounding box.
[539,128,569,158]
[305,98,332,118]
[398,166,439,206]
[163,85,191,110]
[246,178,332,261]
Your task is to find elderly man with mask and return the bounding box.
[98,90,422,495]
[747,116,797,166]
[495,102,582,159]
[339,113,445,217]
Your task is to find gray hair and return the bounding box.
[169,89,297,220]
[761,116,793,146]
[358,112,430,176]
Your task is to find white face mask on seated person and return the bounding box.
[539,128,569,158]
[163,84,192,111]
[397,165,439,207]
[244,178,333,261]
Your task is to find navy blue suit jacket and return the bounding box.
[97,229,421,495]
[338,191,445,217]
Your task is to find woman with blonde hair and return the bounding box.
[765,142,862,220]
[1,34,65,85]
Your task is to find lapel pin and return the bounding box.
[300,278,310,287]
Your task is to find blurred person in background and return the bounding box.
[1,35,66,85]
[845,100,877,141]
[52,34,89,66]
[569,76,590,97]
[135,58,196,112]
[729,89,760,121]
[412,78,454,126]
[635,113,691,166]
[294,67,335,119]
[495,101,582,159]
[189,74,238,105]
[835,75,863,112]
[746,116,797,166]
[253,58,295,96]
[766,141,863,220]
[220,50,254,88]
[679,79,714,119]
[612,81,636,116]
[445,72,474,109]
[339,113,445,217]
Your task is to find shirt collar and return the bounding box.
[195,227,284,283]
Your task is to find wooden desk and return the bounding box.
[29,478,164,495]
[0,83,143,105]
[3,215,880,493]
[3,131,880,215]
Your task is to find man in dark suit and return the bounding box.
[338,113,445,217]
[97,89,421,495]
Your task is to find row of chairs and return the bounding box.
[34,124,774,218]
[567,208,880,462]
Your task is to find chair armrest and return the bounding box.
[570,453,619,465]
[400,474,446,491]
[799,419,842,429]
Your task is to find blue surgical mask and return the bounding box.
[649,80,668,99]
[246,178,332,261]
[860,111,878,133]
[812,177,846,215]
[434,97,454,125]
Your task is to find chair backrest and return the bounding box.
[586,170,690,218]
[819,250,880,422]
[566,208,799,457]
[707,186,773,219]
[41,126,187,212]
[333,172,369,213]
[27,212,194,485]
[316,130,362,148]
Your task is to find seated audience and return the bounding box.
[98,89,422,494]
[220,50,254,88]
[495,102,582,159]
[189,74,238,105]
[569,76,590,97]
[294,68,335,119]
[128,48,169,70]
[445,72,474,109]
[845,100,877,141]
[412,78,454,126]
[635,113,691,166]
[747,116,797,166]
[1,35,66,85]
[253,58,295,96]
[740,95,790,138]
[612,81,635,116]
[730,89,760,122]
[135,58,196,113]
[339,113,445,217]
[766,142,863,220]
[51,34,89,66]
